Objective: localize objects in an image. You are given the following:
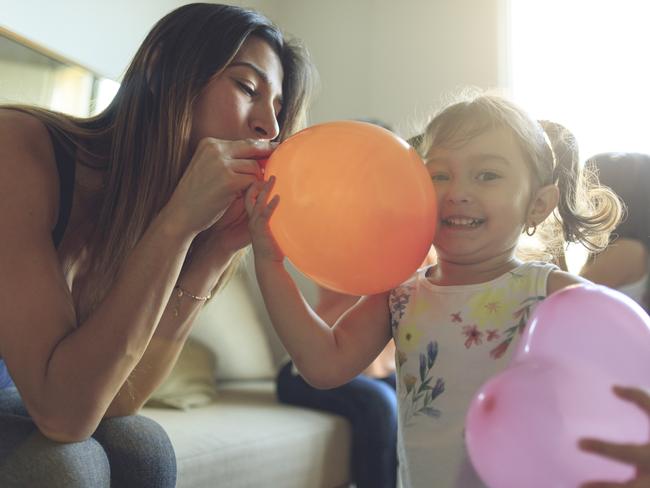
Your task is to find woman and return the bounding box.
[580,152,650,311]
[0,3,315,486]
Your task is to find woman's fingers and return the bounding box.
[204,137,277,163]
[614,386,650,414]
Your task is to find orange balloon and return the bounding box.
[265,121,437,295]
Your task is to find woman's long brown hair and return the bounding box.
[5,3,317,319]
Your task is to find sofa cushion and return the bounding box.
[147,338,218,410]
[189,268,276,381]
[142,381,351,488]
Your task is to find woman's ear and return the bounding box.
[526,184,560,227]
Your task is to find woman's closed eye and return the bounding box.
[236,80,257,97]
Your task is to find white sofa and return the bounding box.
[141,255,352,488]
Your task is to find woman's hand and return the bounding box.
[195,196,251,258]
[245,176,284,262]
[579,386,650,488]
[163,138,272,238]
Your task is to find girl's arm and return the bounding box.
[546,268,591,295]
[247,178,392,388]
[315,287,395,378]
[0,112,267,440]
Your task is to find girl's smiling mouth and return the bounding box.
[441,216,486,228]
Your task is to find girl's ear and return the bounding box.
[526,184,559,227]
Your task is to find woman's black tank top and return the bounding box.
[49,130,76,247]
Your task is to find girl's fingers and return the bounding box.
[244,182,263,215]
[246,176,277,221]
[261,194,280,219]
[253,177,276,212]
[579,438,648,466]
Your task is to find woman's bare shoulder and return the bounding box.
[0,108,59,228]
[0,108,54,155]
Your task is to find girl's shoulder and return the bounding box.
[546,267,589,295]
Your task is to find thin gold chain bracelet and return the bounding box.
[173,285,211,316]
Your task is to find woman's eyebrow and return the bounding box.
[229,61,269,83]
[228,61,284,106]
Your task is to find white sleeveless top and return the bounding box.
[389,261,557,488]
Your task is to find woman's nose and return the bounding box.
[251,103,280,140]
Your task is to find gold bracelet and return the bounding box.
[173,285,211,316]
[174,285,211,301]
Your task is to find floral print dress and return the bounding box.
[389,261,557,488]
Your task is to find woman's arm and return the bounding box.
[104,244,236,416]
[580,239,648,289]
[0,112,267,440]
[247,178,392,388]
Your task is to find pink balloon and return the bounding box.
[466,360,647,488]
[513,284,650,386]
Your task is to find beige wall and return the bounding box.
[1,0,504,136]
[261,0,503,136]
[0,0,191,79]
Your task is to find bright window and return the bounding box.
[508,0,650,161]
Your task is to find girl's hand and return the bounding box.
[579,386,650,488]
[245,176,284,262]
[164,138,272,238]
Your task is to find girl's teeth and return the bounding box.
[444,217,482,227]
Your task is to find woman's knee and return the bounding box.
[0,430,110,488]
[93,414,176,488]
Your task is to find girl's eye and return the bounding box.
[430,173,450,182]
[477,171,500,181]
[237,81,256,97]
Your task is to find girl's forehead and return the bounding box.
[426,126,524,160]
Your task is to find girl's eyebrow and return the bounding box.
[467,153,511,166]
[426,154,511,166]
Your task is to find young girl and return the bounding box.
[245,94,631,487]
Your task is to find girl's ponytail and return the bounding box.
[540,120,622,254]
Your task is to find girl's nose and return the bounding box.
[444,179,472,204]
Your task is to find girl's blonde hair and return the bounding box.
[5,3,317,319]
[417,92,621,262]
